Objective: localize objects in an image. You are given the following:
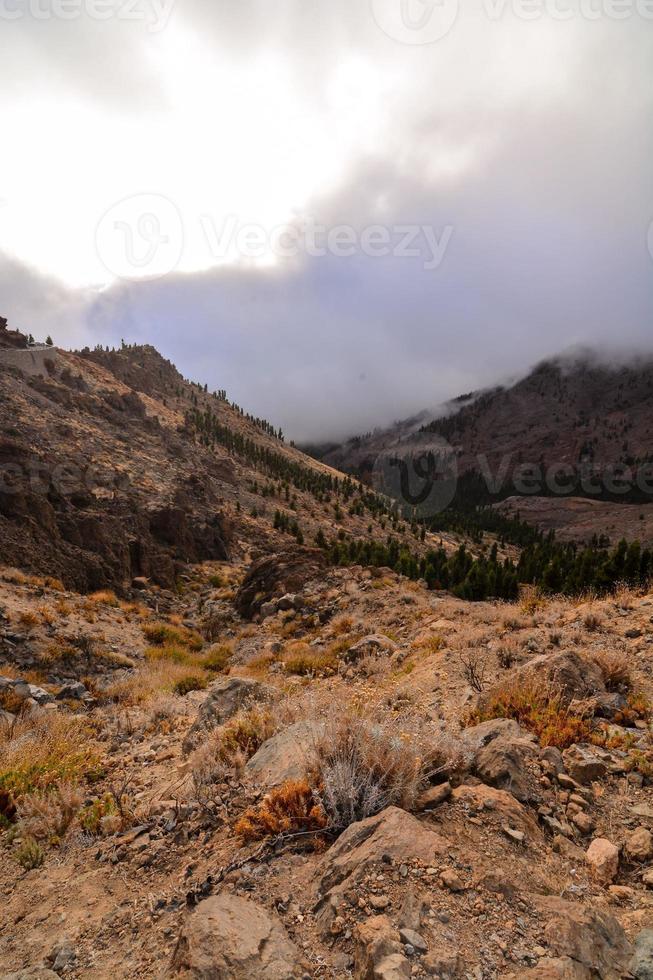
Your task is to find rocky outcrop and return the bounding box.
[235,548,327,620]
[170,894,302,979]
[314,807,447,932]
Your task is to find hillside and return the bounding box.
[1,325,465,594]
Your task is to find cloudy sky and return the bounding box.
[2,0,652,440]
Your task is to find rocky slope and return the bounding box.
[0,559,652,978]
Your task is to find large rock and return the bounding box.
[532,896,631,979]
[472,730,540,803]
[489,651,605,706]
[245,720,318,788]
[314,807,447,932]
[586,838,620,884]
[345,635,398,664]
[631,929,653,980]
[183,677,273,754]
[235,548,326,620]
[169,894,302,979]
[562,744,608,785]
[461,718,523,754]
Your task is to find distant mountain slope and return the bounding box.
[318,351,653,510]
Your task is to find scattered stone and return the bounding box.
[422,946,461,978]
[399,928,428,954]
[354,916,410,980]
[586,838,620,884]
[571,811,594,835]
[439,869,464,892]
[314,807,447,933]
[626,827,653,863]
[502,825,526,844]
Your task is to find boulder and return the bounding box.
[183,677,273,754]
[245,720,318,788]
[586,838,620,884]
[422,946,462,978]
[462,718,523,752]
[533,895,632,979]
[562,744,609,785]
[473,733,540,803]
[169,894,302,979]
[631,929,653,980]
[491,651,605,705]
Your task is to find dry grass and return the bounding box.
[0,713,101,809]
[143,622,204,651]
[88,589,120,608]
[468,678,594,749]
[583,612,604,633]
[282,642,338,677]
[16,783,83,842]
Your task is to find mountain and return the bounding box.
[315,350,653,543]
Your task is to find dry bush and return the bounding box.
[496,638,519,670]
[613,583,638,610]
[17,783,83,842]
[520,587,547,616]
[331,615,354,636]
[592,651,633,693]
[15,836,44,870]
[468,678,593,749]
[17,611,39,630]
[307,711,425,833]
[173,674,208,696]
[583,612,604,633]
[191,704,278,786]
[413,634,445,656]
[199,643,233,674]
[235,780,327,843]
[459,648,490,693]
[501,614,528,632]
